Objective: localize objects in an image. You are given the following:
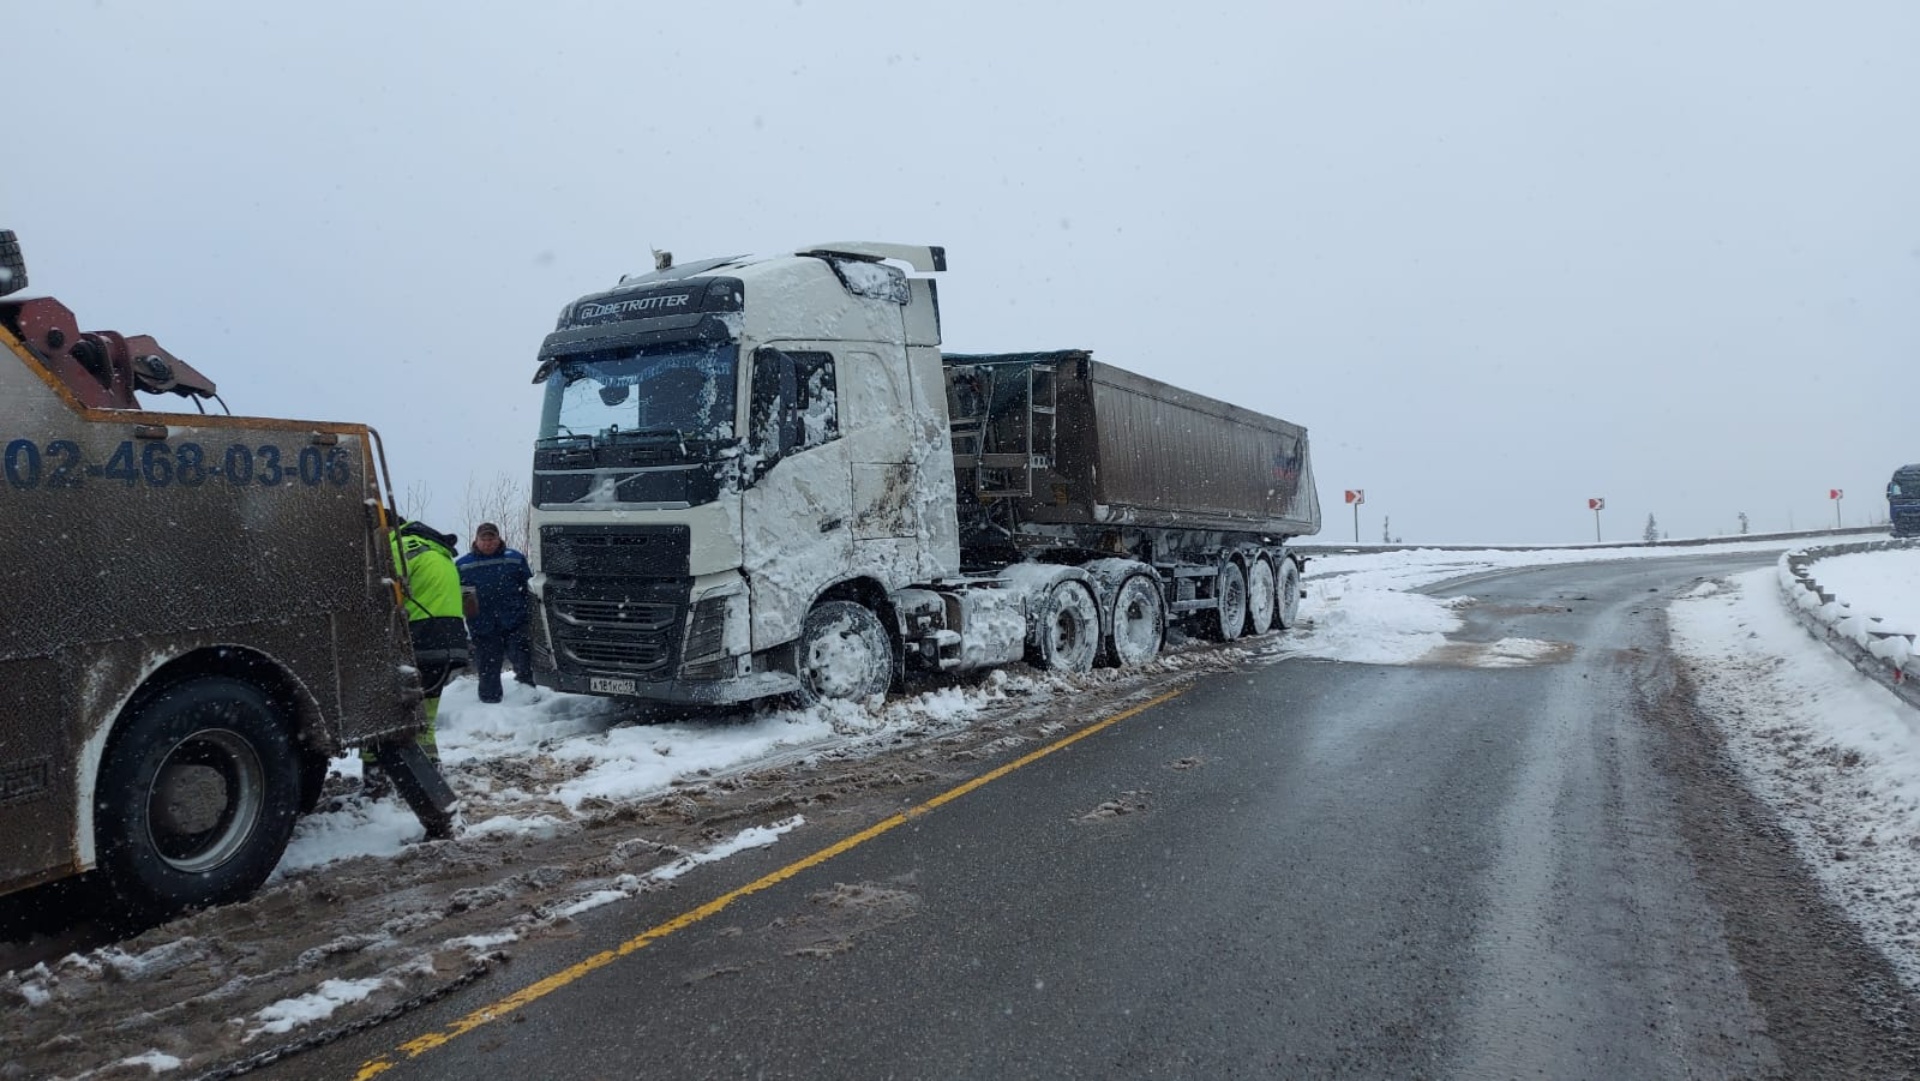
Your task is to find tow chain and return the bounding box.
[188,953,502,1081]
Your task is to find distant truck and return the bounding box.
[524,244,1320,706]
[0,230,454,919]
[1890,464,1920,537]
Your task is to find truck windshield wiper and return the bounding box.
[601,426,698,456]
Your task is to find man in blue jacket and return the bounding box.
[457,522,533,703]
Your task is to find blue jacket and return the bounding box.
[457,546,532,637]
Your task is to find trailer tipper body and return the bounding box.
[526,244,1320,706]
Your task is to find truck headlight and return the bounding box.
[678,593,737,679]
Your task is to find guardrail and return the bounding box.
[1777,537,1920,711]
[1297,524,1888,557]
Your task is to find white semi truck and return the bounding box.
[525,244,1321,706]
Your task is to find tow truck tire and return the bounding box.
[795,601,896,705]
[1101,573,1166,668]
[1209,559,1248,641]
[1276,559,1303,629]
[1031,579,1100,673]
[297,749,331,814]
[1245,557,1277,637]
[95,676,301,920]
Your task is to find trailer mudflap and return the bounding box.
[373,741,459,840]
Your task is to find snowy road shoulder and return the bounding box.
[1670,569,1920,990]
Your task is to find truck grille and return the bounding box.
[563,637,673,672]
[554,597,678,631]
[539,524,696,680]
[543,582,689,679]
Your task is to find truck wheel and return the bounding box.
[1244,557,1277,636]
[1209,560,1248,641]
[1031,580,1100,673]
[297,750,331,815]
[1102,573,1166,667]
[1275,559,1303,629]
[795,600,896,704]
[94,677,302,919]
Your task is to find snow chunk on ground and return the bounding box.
[1285,581,1466,664]
[245,976,390,1040]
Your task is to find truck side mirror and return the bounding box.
[749,347,800,463]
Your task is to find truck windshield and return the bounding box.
[539,343,738,447]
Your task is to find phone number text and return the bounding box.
[3,440,355,491]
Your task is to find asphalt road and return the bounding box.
[280,552,1920,1080]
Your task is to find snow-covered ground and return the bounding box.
[286,538,1820,870]
[12,533,1920,1072]
[1670,543,1920,989]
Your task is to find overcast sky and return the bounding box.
[8,1,1916,545]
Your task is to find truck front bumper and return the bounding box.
[533,658,801,706]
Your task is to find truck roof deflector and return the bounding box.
[798,243,946,273]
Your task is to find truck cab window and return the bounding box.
[751,349,839,460]
[788,351,839,450]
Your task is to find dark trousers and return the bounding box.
[472,625,532,703]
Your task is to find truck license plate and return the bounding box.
[589,677,637,695]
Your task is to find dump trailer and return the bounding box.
[0,229,455,919]
[1890,465,1920,538]
[525,244,1320,706]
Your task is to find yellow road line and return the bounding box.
[354,686,1187,1078]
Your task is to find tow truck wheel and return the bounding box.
[297,749,331,815]
[1102,573,1166,667]
[1276,559,1303,629]
[95,676,301,920]
[1244,557,1277,636]
[795,601,896,704]
[1209,559,1248,641]
[1032,579,1100,673]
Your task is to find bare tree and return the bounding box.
[462,470,532,551]
[398,479,434,525]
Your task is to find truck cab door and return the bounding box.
[740,345,855,652]
[841,347,921,547]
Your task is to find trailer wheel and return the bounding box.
[1208,560,1248,641]
[94,677,302,920]
[1275,559,1303,629]
[1244,557,1277,637]
[795,601,896,704]
[1102,574,1166,667]
[1031,580,1101,673]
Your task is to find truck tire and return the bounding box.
[298,749,331,815]
[1208,559,1248,641]
[1031,580,1100,673]
[1102,573,1166,667]
[1275,558,1303,629]
[1244,557,1277,637]
[94,676,302,919]
[795,600,896,704]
